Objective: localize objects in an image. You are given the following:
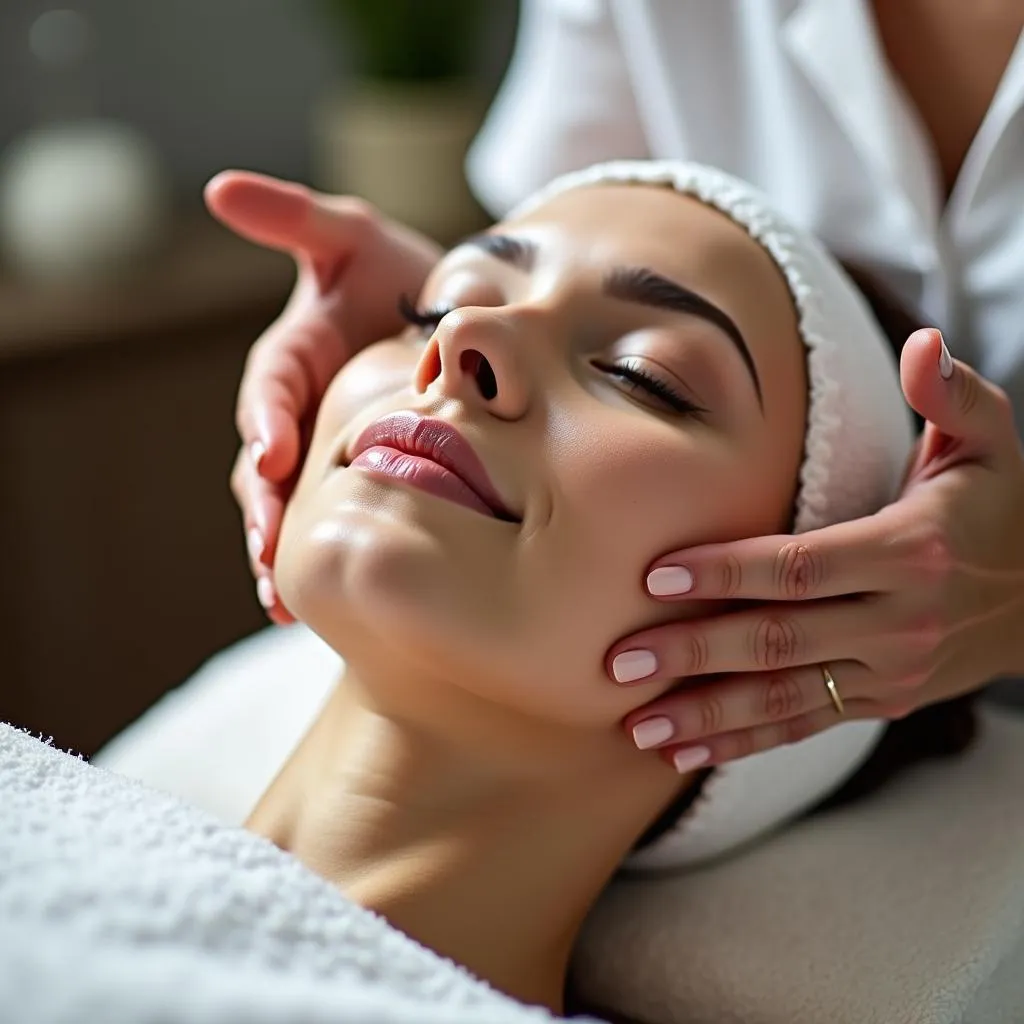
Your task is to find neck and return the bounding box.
[245,661,687,1014]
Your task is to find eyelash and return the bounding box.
[398,293,451,331]
[591,359,705,416]
[397,296,705,417]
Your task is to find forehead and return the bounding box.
[502,183,801,388]
[506,184,776,284]
[502,185,799,342]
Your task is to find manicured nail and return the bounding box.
[247,527,265,562]
[256,575,276,609]
[647,565,694,596]
[672,746,712,773]
[632,716,675,749]
[251,440,267,471]
[612,649,657,683]
[938,335,953,379]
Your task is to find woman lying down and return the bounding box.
[238,160,976,1016]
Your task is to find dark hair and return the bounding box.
[633,265,977,851]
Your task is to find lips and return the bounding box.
[347,411,518,522]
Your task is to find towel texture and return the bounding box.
[0,721,599,1024]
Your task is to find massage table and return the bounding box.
[91,624,1024,1023]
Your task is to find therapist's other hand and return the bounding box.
[205,171,442,622]
[614,329,1024,769]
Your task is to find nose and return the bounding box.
[414,306,531,420]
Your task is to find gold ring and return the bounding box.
[821,664,845,716]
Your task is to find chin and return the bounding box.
[277,506,433,648]
[274,477,642,729]
[276,475,498,659]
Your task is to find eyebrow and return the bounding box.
[463,233,763,408]
[463,232,537,271]
[605,266,763,407]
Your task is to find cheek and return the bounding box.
[292,341,423,500]
[508,420,799,720]
[276,341,421,607]
[336,341,420,406]
[317,339,422,429]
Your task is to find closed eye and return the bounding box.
[398,294,453,333]
[593,358,707,417]
[399,294,706,417]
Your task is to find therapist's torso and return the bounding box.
[468,0,1024,418]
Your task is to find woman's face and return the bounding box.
[276,184,807,726]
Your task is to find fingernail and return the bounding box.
[632,716,675,749]
[256,575,276,609]
[251,500,269,537]
[938,335,953,379]
[247,527,265,562]
[647,565,694,596]
[612,649,657,683]
[672,746,712,773]
[251,440,267,471]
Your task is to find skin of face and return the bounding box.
[273,183,808,731]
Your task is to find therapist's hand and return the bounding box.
[205,171,442,622]
[613,329,1024,770]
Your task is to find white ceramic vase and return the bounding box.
[0,119,167,283]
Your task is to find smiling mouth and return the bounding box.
[349,446,520,522]
[343,413,521,524]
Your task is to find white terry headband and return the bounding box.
[512,161,915,869]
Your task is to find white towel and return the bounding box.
[0,721,600,1024]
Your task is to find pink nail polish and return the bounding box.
[251,440,267,471]
[251,498,270,537]
[672,746,711,773]
[632,716,675,749]
[938,336,953,379]
[612,649,657,683]
[247,527,265,562]
[647,565,694,596]
[256,576,276,609]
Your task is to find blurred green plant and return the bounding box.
[317,0,484,82]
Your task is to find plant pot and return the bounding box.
[311,79,489,245]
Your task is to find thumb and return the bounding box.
[204,170,368,265]
[899,328,1018,459]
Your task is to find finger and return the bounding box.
[235,332,312,484]
[624,659,872,748]
[659,698,885,770]
[242,453,287,571]
[232,445,283,575]
[254,571,296,626]
[608,598,875,683]
[900,328,1019,461]
[204,171,373,290]
[643,513,901,602]
[232,447,270,571]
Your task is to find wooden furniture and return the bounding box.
[0,217,294,757]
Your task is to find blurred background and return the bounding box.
[0,0,518,756]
